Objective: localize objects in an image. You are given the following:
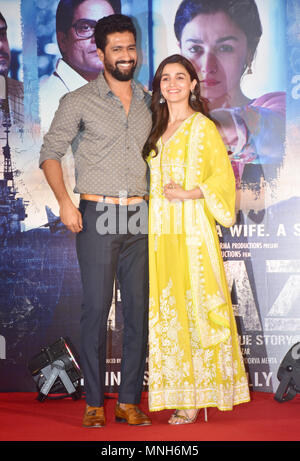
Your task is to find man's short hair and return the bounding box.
[56,0,121,34]
[94,14,136,51]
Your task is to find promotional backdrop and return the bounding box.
[0,0,300,394]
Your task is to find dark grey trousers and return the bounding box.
[76,200,149,407]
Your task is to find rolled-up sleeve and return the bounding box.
[39,92,81,168]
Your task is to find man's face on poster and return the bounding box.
[0,19,11,77]
[57,0,114,79]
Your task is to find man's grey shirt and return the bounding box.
[39,72,152,197]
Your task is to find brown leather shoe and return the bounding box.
[82,405,105,428]
[115,402,151,426]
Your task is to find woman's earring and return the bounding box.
[190,90,196,101]
[159,95,166,104]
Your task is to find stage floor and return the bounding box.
[0,391,299,443]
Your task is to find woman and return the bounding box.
[143,54,250,424]
[174,0,285,193]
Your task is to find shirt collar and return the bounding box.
[96,72,145,101]
[54,58,87,91]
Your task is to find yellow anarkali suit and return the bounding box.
[147,112,250,412]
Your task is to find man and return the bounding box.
[0,12,23,127]
[39,0,120,132]
[39,14,152,427]
[39,0,121,204]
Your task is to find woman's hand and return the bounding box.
[164,180,186,201]
[164,180,203,201]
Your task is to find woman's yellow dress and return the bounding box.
[147,112,250,412]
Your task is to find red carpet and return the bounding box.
[0,391,299,442]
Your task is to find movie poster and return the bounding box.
[0,0,300,395]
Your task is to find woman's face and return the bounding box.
[180,11,249,107]
[160,62,196,105]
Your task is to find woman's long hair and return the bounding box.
[142,54,209,160]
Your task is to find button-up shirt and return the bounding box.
[39,72,152,197]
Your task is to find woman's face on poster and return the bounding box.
[179,11,250,107]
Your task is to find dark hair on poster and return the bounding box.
[0,12,7,27]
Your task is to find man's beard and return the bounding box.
[104,58,136,81]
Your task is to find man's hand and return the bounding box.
[41,159,83,233]
[60,200,83,233]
